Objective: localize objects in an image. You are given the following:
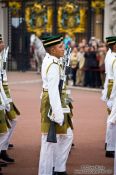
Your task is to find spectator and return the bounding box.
[70,47,78,86]
[84,46,99,87]
[63,33,72,49]
[76,46,85,86]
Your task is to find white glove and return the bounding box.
[107,100,113,110]
[48,112,64,126]
[5,103,10,112]
[0,104,5,110]
[54,115,64,126]
[7,98,13,103]
[101,88,108,102]
[101,95,107,102]
[107,121,116,129]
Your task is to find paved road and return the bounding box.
[2,72,113,175]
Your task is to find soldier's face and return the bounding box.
[0,41,5,52]
[113,43,116,52]
[53,42,65,58]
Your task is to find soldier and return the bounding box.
[103,37,116,175]
[102,36,116,159]
[101,38,112,152]
[0,34,20,163]
[70,47,78,86]
[39,34,73,175]
[0,34,11,174]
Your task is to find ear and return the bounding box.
[51,47,55,54]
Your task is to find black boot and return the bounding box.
[105,151,115,158]
[0,166,3,175]
[72,143,75,147]
[8,144,14,149]
[0,160,7,167]
[104,143,107,150]
[0,150,15,163]
[52,167,55,175]
[54,172,68,175]
[0,169,3,175]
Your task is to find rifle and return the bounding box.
[47,48,71,143]
[1,47,9,82]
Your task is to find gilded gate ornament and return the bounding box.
[58,3,86,34]
[25,3,48,35]
[8,1,87,36]
[8,2,21,16]
[92,0,104,13]
[61,3,80,28]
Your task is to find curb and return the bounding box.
[9,78,102,93]
[68,85,102,92]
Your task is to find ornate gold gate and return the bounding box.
[25,1,87,37]
[1,0,104,70]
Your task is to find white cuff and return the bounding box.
[107,119,116,125]
[5,104,10,112]
[101,95,107,102]
[48,113,64,126]
[0,104,5,110]
[107,100,113,110]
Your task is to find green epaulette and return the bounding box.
[0,99,10,133]
[2,81,20,120]
[112,58,116,70]
[2,83,11,98]
[46,59,61,75]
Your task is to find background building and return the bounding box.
[104,0,116,39]
[0,2,8,46]
[0,0,107,71]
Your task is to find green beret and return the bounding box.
[43,34,63,48]
[41,35,51,42]
[0,34,2,42]
[106,36,116,45]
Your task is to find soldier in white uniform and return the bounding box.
[0,34,11,174]
[39,35,73,175]
[102,37,116,159]
[101,48,111,103]
[101,37,113,154]
[103,37,116,174]
[0,34,20,164]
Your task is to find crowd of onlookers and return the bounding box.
[30,33,107,89]
[64,33,107,88]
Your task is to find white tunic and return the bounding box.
[107,52,116,123]
[0,52,10,109]
[101,49,112,101]
[41,53,64,126]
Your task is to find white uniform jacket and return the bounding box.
[41,53,64,126]
[101,48,112,102]
[107,52,116,123]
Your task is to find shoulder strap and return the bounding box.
[46,60,60,75]
[112,58,116,70]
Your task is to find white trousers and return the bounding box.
[1,120,17,150]
[0,131,9,153]
[38,127,73,175]
[106,120,116,151]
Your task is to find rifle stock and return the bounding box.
[46,79,63,143]
[47,121,57,143]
